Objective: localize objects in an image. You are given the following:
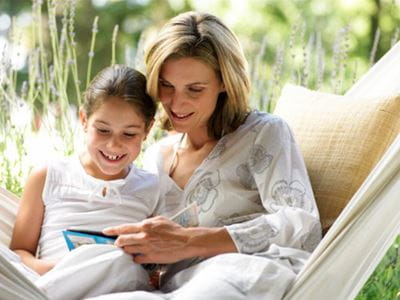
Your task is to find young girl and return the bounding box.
[5,65,161,298]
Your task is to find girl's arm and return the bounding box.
[9,166,55,275]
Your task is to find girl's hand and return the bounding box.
[35,259,57,275]
[103,216,194,264]
[13,249,56,275]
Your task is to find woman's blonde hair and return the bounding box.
[144,11,250,139]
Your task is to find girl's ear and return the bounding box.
[144,119,155,140]
[79,108,88,132]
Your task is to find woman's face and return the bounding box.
[158,57,225,136]
[80,96,148,180]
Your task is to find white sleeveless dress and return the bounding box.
[38,156,161,260]
[0,156,162,299]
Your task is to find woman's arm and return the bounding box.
[111,116,320,263]
[225,117,321,254]
[104,216,237,264]
[9,166,56,275]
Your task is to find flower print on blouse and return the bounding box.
[143,110,322,258]
[270,179,307,211]
[248,144,273,173]
[187,170,221,213]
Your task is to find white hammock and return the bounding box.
[1,43,400,300]
[284,41,400,300]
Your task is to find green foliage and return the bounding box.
[356,236,400,299]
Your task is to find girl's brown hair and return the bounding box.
[83,65,156,129]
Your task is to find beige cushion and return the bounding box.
[273,84,400,233]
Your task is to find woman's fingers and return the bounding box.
[133,253,152,264]
[115,232,150,247]
[103,217,191,263]
[122,244,148,255]
[103,216,168,235]
[102,223,142,235]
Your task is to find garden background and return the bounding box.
[0,0,399,298]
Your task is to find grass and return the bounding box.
[0,1,399,298]
[356,235,400,300]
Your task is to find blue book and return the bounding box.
[62,229,117,251]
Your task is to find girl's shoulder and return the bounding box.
[43,155,81,182]
[130,165,159,183]
[26,164,48,186]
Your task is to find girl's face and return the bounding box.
[158,57,225,137]
[80,97,149,180]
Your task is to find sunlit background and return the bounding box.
[1,0,400,177]
[0,1,399,298]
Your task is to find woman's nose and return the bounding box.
[169,91,186,110]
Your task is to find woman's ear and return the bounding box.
[79,108,88,132]
[220,82,226,93]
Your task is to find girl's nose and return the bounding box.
[107,136,121,149]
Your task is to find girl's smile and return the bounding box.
[80,96,148,180]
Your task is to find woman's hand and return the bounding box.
[103,216,193,264]
[104,216,238,264]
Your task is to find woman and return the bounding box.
[102,11,321,300]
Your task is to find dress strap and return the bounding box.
[168,133,185,176]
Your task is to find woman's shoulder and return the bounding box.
[237,110,289,135]
[143,133,182,172]
[247,110,286,126]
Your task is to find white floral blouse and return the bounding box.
[143,110,321,256]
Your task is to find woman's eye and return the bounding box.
[124,133,137,138]
[160,81,173,89]
[189,87,203,93]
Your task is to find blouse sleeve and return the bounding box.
[225,117,322,254]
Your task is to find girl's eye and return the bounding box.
[97,128,110,134]
[124,133,137,138]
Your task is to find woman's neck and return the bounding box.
[184,130,217,150]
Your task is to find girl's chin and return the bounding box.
[97,161,128,178]
[98,168,126,180]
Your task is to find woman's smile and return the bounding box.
[158,57,225,136]
[170,110,194,121]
